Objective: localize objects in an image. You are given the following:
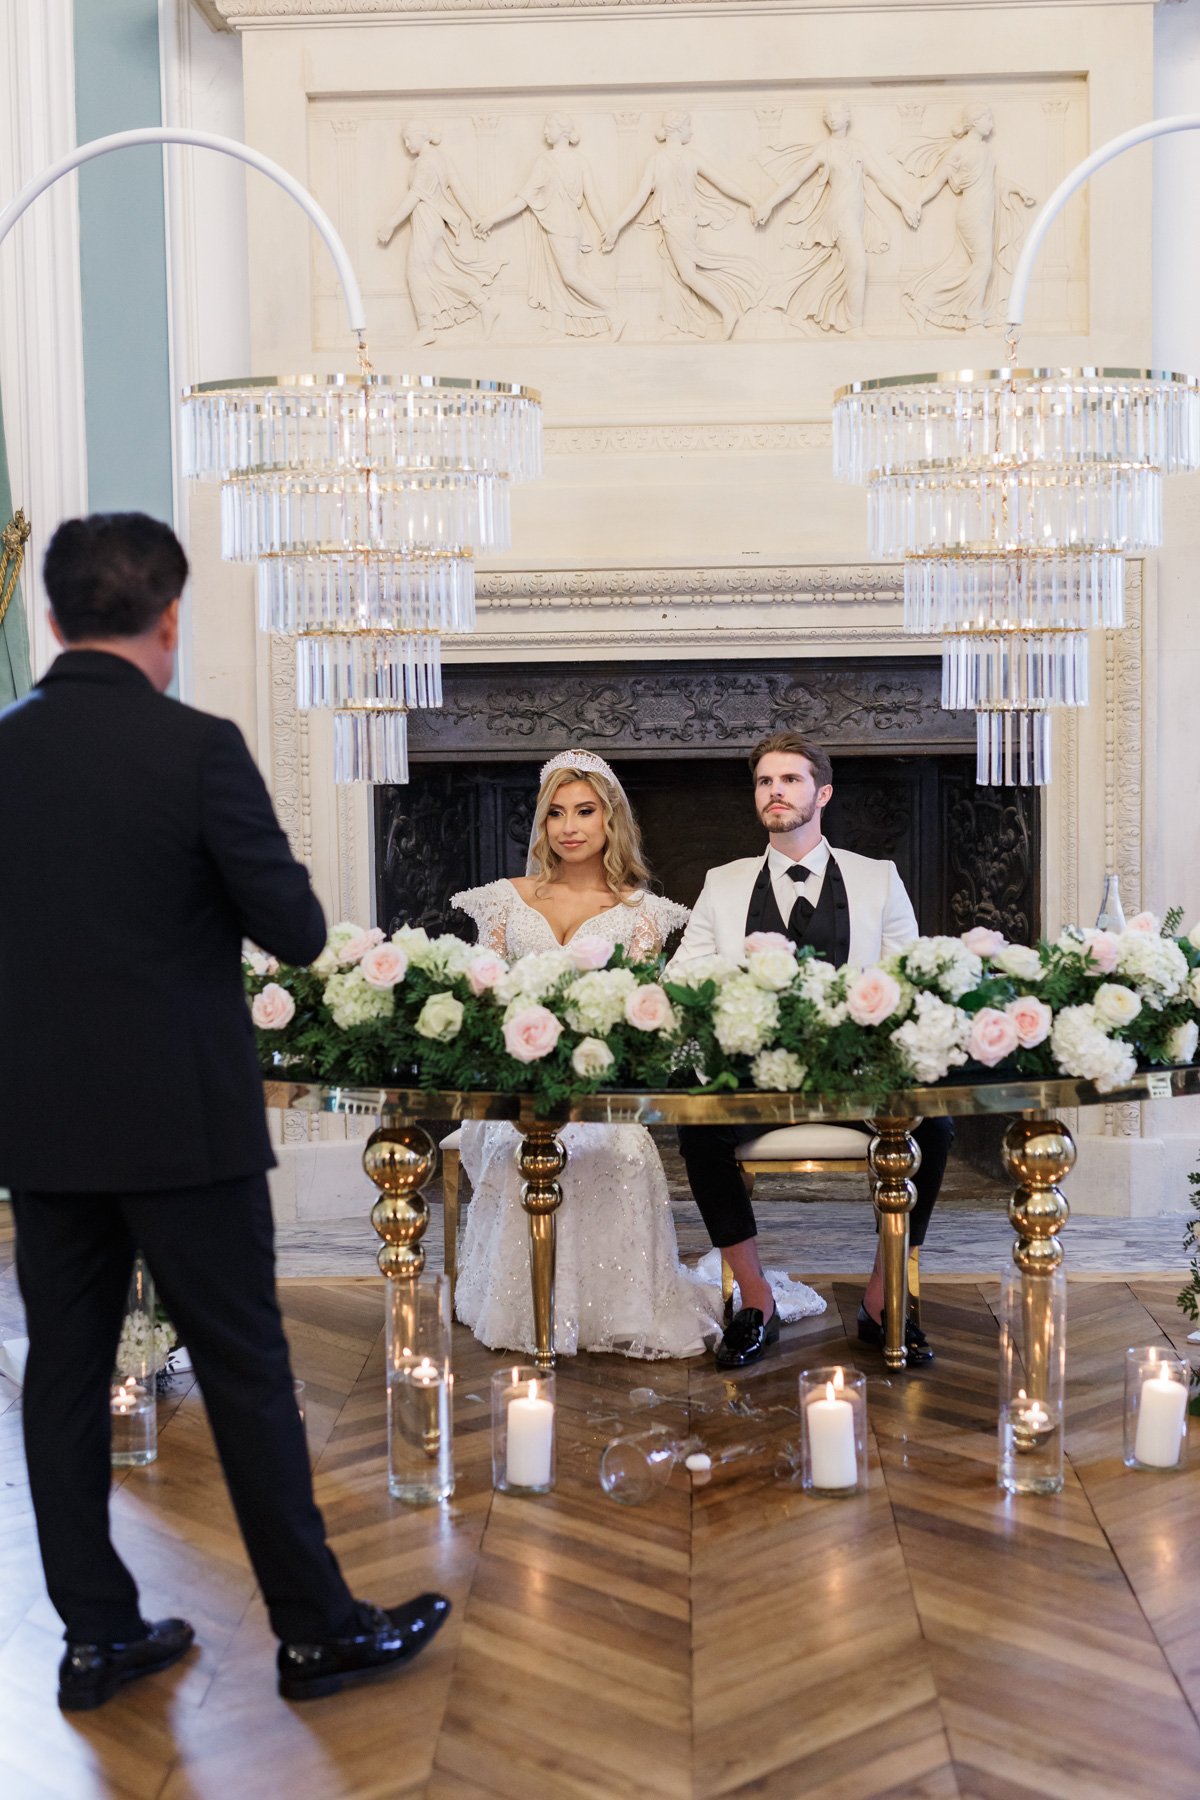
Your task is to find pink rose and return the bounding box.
[339,926,385,965]
[360,942,408,990]
[568,936,614,971]
[503,1005,563,1063]
[251,982,295,1030]
[466,950,507,994]
[845,968,902,1027]
[961,926,1006,959]
[1081,929,1121,975]
[966,1006,1020,1067]
[1127,911,1161,935]
[745,932,795,957]
[624,983,675,1033]
[1005,994,1052,1048]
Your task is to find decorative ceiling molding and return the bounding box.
[201,0,1165,27]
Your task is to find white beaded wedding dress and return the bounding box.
[450,878,825,1360]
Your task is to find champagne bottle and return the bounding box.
[1096,873,1126,934]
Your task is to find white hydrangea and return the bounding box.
[992,942,1044,982]
[712,974,780,1057]
[562,967,638,1035]
[1167,1020,1200,1065]
[900,935,983,1001]
[311,921,367,976]
[890,991,972,1084]
[115,1312,177,1379]
[496,948,577,1006]
[391,925,430,957]
[746,947,800,993]
[672,954,741,987]
[1115,930,1189,1009]
[322,968,395,1030]
[795,957,849,1026]
[1049,1003,1138,1092]
[751,1047,806,1091]
[412,933,474,981]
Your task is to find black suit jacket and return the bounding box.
[0,651,326,1192]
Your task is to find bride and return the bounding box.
[450,751,824,1359]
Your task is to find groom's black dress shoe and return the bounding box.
[58,1617,195,1711]
[714,1304,780,1370]
[278,1593,451,1701]
[856,1304,934,1366]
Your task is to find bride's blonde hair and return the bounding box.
[527,766,650,898]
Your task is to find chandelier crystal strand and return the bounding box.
[182,373,542,784]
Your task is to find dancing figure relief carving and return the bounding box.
[753,102,920,334]
[377,121,504,345]
[476,115,618,339]
[902,103,1036,331]
[601,111,765,340]
[362,99,1048,346]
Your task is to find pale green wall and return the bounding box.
[73,0,172,523]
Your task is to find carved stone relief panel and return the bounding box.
[307,79,1086,349]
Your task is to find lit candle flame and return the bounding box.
[825,1381,836,1403]
[833,1368,844,1391]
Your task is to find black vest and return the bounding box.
[744,854,851,967]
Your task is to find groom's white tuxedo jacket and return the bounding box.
[666,840,919,975]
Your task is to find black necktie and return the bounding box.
[784,863,814,930]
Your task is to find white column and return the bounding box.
[0,0,88,678]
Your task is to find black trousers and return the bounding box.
[676,1117,954,1252]
[11,1173,357,1645]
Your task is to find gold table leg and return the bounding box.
[867,1114,922,1372]
[1002,1116,1075,1400]
[517,1121,566,1372]
[364,1123,438,1280]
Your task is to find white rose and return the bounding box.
[992,943,1043,982]
[572,1037,615,1079]
[1167,1020,1200,1065]
[1092,982,1141,1029]
[674,954,740,987]
[746,948,799,992]
[1189,968,1200,1008]
[751,1047,806,1091]
[416,991,464,1042]
[1187,922,1200,951]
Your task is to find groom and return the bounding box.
[669,730,953,1369]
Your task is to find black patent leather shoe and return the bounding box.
[278,1593,451,1701]
[714,1304,780,1370]
[856,1304,934,1366]
[58,1617,195,1711]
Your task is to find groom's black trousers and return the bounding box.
[677,1117,954,1250]
[11,1173,357,1645]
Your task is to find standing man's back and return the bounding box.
[1,513,447,1713]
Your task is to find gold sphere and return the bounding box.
[1002,1121,1076,1188]
[377,1242,425,1279]
[370,1191,429,1248]
[363,1124,437,1195]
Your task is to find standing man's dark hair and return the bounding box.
[748,730,833,791]
[43,513,189,640]
[0,514,448,1712]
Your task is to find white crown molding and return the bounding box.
[0,0,88,678]
[200,0,1167,26]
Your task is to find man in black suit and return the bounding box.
[0,513,448,1709]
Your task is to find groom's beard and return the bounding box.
[761,799,817,833]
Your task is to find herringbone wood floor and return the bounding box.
[4,1265,1200,1800]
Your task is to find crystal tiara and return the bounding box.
[538,749,621,789]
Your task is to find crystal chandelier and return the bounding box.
[181,372,542,782]
[0,125,542,786]
[832,115,1200,786]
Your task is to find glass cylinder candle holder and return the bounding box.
[111,1255,158,1467]
[997,1265,1066,1495]
[386,1274,453,1504]
[491,1366,556,1495]
[1124,1347,1189,1470]
[798,1366,867,1496]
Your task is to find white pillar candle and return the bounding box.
[807,1377,858,1490]
[506,1379,554,1488]
[1134,1371,1187,1468]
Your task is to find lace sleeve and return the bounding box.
[450,881,512,954]
[627,892,691,960]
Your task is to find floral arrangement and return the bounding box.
[243,910,1200,1109]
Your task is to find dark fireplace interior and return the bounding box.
[374,655,1040,950]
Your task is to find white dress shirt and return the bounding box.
[766,837,831,926]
